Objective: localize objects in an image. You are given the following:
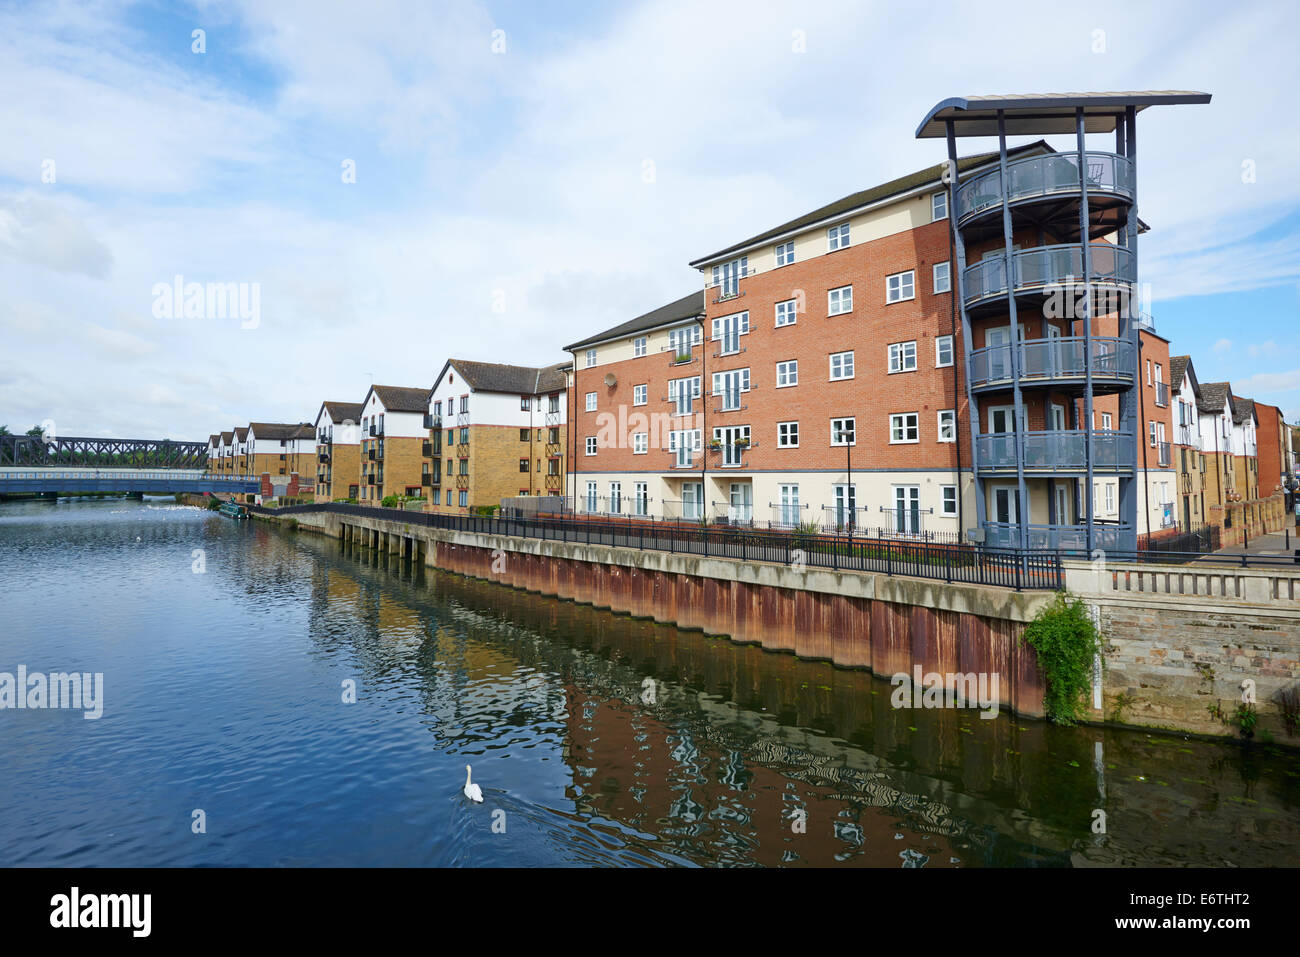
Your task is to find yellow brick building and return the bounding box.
[358,385,432,503]
[313,400,363,502]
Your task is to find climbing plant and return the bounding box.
[1021,591,1104,726]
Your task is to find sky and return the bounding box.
[1,0,1298,440]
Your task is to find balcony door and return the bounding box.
[728,482,752,522]
[993,485,1019,526]
[1054,484,1071,525]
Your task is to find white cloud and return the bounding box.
[1212,338,1232,354]
[0,192,112,278]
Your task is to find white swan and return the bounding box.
[463,764,483,803]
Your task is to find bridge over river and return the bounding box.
[0,434,258,495]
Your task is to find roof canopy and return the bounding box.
[915,91,1210,139]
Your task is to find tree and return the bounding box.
[26,425,44,438]
[0,425,9,436]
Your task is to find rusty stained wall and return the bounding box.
[432,541,1045,718]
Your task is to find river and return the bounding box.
[1,498,1297,867]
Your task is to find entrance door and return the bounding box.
[833,483,857,530]
[986,327,1012,381]
[682,482,704,520]
[994,486,1019,525]
[893,485,920,535]
[728,482,752,523]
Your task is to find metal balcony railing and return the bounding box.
[968,336,1135,389]
[317,449,330,462]
[1155,381,1169,408]
[956,151,1135,224]
[1157,441,1172,467]
[976,430,1136,472]
[423,413,441,430]
[711,501,756,525]
[984,521,1131,552]
[422,441,432,457]
[1177,425,1196,446]
[962,243,1136,308]
[367,449,375,461]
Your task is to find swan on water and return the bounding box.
[463,764,483,803]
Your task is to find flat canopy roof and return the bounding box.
[916,91,1210,138]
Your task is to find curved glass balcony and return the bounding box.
[956,151,1134,225]
[963,242,1135,309]
[984,522,1132,552]
[976,430,1135,473]
[968,336,1136,391]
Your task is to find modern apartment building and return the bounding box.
[233,426,250,474]
[1230,396,1260,502]
[1197,382,1239,509]
[425,359,569,513]
[216,431,234,473]
[918,91,1209,552]
[245,422,315,477]
[1168,355,1208,531]
[1255,401,1291,495]
[313,401,363,502]
[357,385,431,503]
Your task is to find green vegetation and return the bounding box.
[1020,591,1104,726]
[206,498,222,511]
[1277,686,1300,736]
[473,505,498,517]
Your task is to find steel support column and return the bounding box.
[1076,107,1096,553]
[996,111,1030,551]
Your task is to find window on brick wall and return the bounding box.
[585,436,597,455]
[827,222,850,251]
[776,360,798,388]
[585,392,596,412]
[890,412,919,443]
[828,285,853,316]
[775,299,798,327]
[936,335,954,367]
[519,428,529,441]
[938,409,956,443]
[829,351,854,380]
[889,341,917,373]
[519,458,528,472]
[633,384,647,406]
[886,271,915,303]
[831,417,856,446]
[933,261,951,294]
[777,421,799,448]
[775,241,795,266]
[634,336,646,357]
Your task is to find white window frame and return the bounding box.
[776,360,798,388]
[633,336,647,357]
[886,270,915,304]
[633,384,647,406]
[711,310,750,355]
[831,417,856,446]
[777,421,799,448]
[633,482,648,516]
[1101,412,1113,430]
[888,341,917,374]
[585,436,597,456]
[937,409,956,443]
[585,349,597,368]
[829,351,855,381]
[827,222,850,252]
[585,392,597,412]
[828,285,853,316]
[712,368,751,410]
[932,192,948,222]
[633,432,648,455]
[935,335,954,368]
[711,257,748,297]
[585,481,598,512]
[890,412,920,444]
[941,484,958,516]
[933,261,951,294]
[775,299,798,327]
[775,241,795,267]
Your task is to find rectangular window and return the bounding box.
[459,427,468,444]
[1101,412,1113,430]
[775,299,798,327]
[776,360,798,388]
[549,394,560,413]
[519,458,529,473]
[831,417,856,446]
[941,485,958,516]
[828,285,853,315]
[775,241,795,266]
[633,384,647,406]
[585,482,598,512]
[712,369,751,410]
[827,222,850,251]
[886,271,915,303]
[668,376,701,415]
[888,341,917,373]
[1105,484,1115,511]
[777,484,801,526]
[609,481,622,514]
[633,432,648,455]
[932,192,948,221]
[935,335,954,367]
[459,490,468,508]
[585,349,597,367]
[711,311,749,354]
[938,409,956,443]
[633,482,648,516]
[829,351,855,380]
[634,336,647,357]
[1149,421,1157,446]
[933,261,951,294]
[519,428,529,441]
[890,412,919,444]
[668,325,700,358]
[585,392,597,412]
[711,257,748,297]
[669,429,701,468]
[520,396,531,411]
[460,396,469,414]
[777,421,799,448]
[585,436,597,456]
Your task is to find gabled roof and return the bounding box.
[233,427,248,441]
[1198,382,1233,416]
[564,290,705,353]
[1231,396,1257,427]
[1169,355,1192,394]
[437,359,569,396]
[916,91,1211,138]
[208,433,219,445]
[364,385,432,414]
[248,422,312,440]
[688,142,1051,268]
[219,431,234,444]
[316,401,364,428]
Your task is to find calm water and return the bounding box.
[1,498,1297,867]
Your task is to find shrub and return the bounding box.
[205,498,221,511]
[1020,591,1104,726]
[381,494,400,508]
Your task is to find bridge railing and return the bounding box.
[0,435,209,469]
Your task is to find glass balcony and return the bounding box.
[956,151,1134,225]
[984,521,1131,552]
[1155,381,1169,407]
[976,430,1135,473]
[962,243,1135,309]
[968,336,1135,391]
[1156,441,1171,467]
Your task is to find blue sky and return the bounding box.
[1,0,1298,439]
